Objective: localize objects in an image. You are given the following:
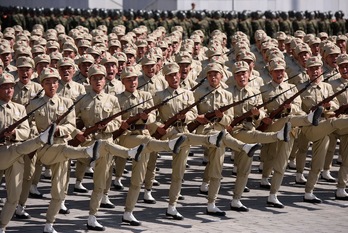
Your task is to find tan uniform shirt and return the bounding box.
[12,81,43,106]
[261,80,304,115]
[75,90,121,139]
[73,72,89,86]
[27,94,76,141]
[329,77,348,105]
[105,78,125,95]
[0,100,30,143]
[298,80,339,113]
[138,74,167,95]
[57,80,86,101]
[117,90,156,125]
[154,87,197,124]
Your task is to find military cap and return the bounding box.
[173,26,184,33]
[308,37,321,46]
[108,39,121,48]
[14,41,28,51]
[285,36,293,44]
[123,47,137,56]
[112,26,126,36]
[295,43,311,55]
[120,35,133,44]
[108,33,119,41]
[290,38,304,50]
[337,54,348,66]
[88,64,106,78]
[171,35,179,43]
[39,67,60,82]
[190,35,201,43]
[31,29,43,37]
[239,51,256,62]
[46,41,60,49]
[33,38,47,47]
[133,27,143,35]
[269,58,286,71]
[57,57,75,68]
[114,52,127,62]
[16,56,34,68]
[14,46,32,59]
[34,54,51,66]
[337,35,347,42]
[13,25,23,32]
[294,30,306,38]
[0,44,12,54]
[62,42,78,53]
[232,61,249,74]
[55,25,66,35]
[276,31,287,41]
[92,35,104,45]
[192,30,204,39]
[136,39,148,48]
[97,25,108,33]
[15,34,29,42]
[91,29,104,37]
[78,54,95,65]
[101,53,118,65]
[87,46,102,56]
[318,32,329,40]
[31,45,45,54]
[78,39,91,48]
[306,56,323,67]
[146,36,157,44]
[157,40,168,49]
[303,34,315,44]
[163,62,180,76]
[141,53,157,66]
[150,47,163,60]
[50,51,63,61]
[0,73,15,86]
[3,32,15,39]
[83,33,92,41]
[206,44,223,58]
[323,43,341,57]
[175,51,192,64]
[205,62,224,75]
[121,66,139,79]
[45,33,58,42]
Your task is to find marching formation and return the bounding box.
[0,7,348,233]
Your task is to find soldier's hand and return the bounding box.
[75,132,86,143]
[261,117,272,125]
[251,107,260,116]
[226,125,233,133]
[323,102,331,109]
[97,124,107,131]
[176,113,186,121]
[196,115,209,124]
[140,112,149,120]
[156,126,167,136]
[284,103,291,110]
[120,121,129,130]
[4,129,15,138]
[215,109,224,118]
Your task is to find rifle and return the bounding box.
[230,88,294,129]
[310,84,348,112]
[151,89,215,139]
[27,94,86,159]
[112,92,184,140]
[0,103,46,143]
[190,77,206,92]
[187,91,263,133]
[257,75,322,132]
[68,99,151,147]
[335,103,348,117]
[24,89,44,107]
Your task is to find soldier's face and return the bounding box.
[179,63,191,80]
[234,70,250,87]
[58,65,75,82]
[339,63,348,79]
[90,75,106,93]
[36,62,50,75]
[325,53,338,68]
[0,53,12,67]
[79,62,93,77]
[271,69,285,84]
[336,40,346,53]
[306,66,322,80]
[207,71,222,88]
[165,72,180,89]
[104,62,117,80]
[122,76,138,93]
[0,83,14,102]
[142,64,156,78]
[310,43,320,56]
[18,67,33,85]
[42,77,59,98]
[297,51,310,68]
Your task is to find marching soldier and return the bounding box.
[0,72,55,233]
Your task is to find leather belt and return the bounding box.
[128,124,147,131]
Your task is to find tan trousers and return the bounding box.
[0,137,43,228]
[301,117,348,193]
[119,130,171,212]
[232,129,279,199]
[18,153,37,206]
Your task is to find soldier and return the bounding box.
[322,43,341,82]
[0,44,17,75]
[0,72,55,233]
[195,62,261,216]
[260,59,322,207]
[329,54,348,200]
[26,67,101,233]
[73,54,95,86]
[117,66,186,226]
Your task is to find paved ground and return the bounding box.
[1,146,348,233]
